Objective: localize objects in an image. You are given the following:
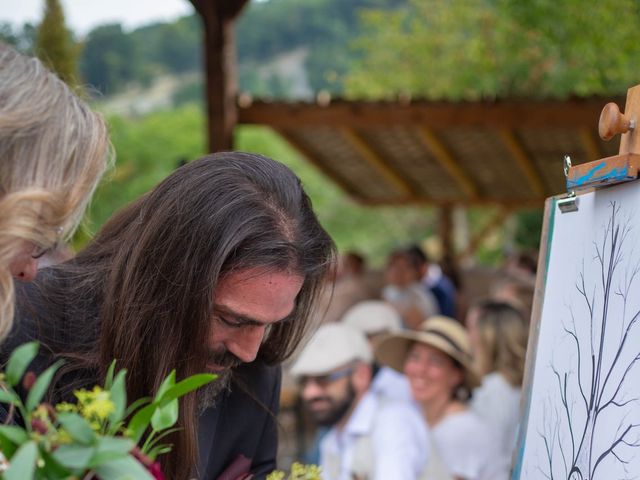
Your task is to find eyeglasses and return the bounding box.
[31,227,64,259]
[299,366,355,389]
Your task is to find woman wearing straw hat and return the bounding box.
[375,316,508,480]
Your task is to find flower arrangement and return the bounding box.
[0,342,216,479]
[267,462,322,480]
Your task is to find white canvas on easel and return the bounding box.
[515,183,640,479]
[513,86,640,480]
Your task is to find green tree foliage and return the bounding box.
[80,24,137,94]
[0,23,36,54]
[34,0,78,85]
[345,0,640,100]
[236,0,405,95]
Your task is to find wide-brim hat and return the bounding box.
[374,316,481,390]
[341,300,403,335]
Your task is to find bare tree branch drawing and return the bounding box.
[536,202,640,479]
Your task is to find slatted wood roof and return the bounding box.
[238,97,622,207]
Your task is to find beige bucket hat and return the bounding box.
[374,316,481,390]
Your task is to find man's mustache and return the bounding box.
[307,396,332,406]
[208,349,243,369]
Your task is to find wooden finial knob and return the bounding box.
[599,102,633,141]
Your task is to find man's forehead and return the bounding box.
[214,268,305,324]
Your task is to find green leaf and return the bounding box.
[154,370,176,402]
[88,436,135,467]
[126,403,156,443]
[56,412,96,445]
[104,360,117,390]
[51,444,94,470]
[0,434,16,459]
[6,342,39,387]
[108,369,128,425]
[93,455,155,480]
[147,443,172,461]
[0,388,20,406]
[3,441,37,480]
[150,399,178,432]
[38,449,73,479]
[0,425,28,445]
[124,396,151,418]
[26,360,64,411]
[159,373,216,405]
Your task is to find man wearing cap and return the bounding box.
[341,300,413,403]
[291,323,430,480]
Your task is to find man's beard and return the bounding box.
[197,348,242,414]
[306,382,356,427]
[197,369,232,414]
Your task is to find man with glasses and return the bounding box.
[291,323,430,480]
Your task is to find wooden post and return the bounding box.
[439,205,454,262]
[190,0,249,152]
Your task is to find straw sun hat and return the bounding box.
[374,316,481,391]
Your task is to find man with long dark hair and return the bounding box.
[5,152,336,480]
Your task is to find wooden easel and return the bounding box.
[566,85,640,191]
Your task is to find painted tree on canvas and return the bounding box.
[537,202,640,480]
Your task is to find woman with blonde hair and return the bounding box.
[376,316,507,480]
[0,43,110,339]
[466,299,529,469]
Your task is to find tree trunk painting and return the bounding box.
[518,185,640,480]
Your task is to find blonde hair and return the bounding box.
[472,300,528,387]
[0,43,111,339]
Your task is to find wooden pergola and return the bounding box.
[188,0,621,259]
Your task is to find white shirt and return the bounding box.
[431,409,508,480]
[320,391,430,480]
[471,372,522,468]
[371,366,414,403]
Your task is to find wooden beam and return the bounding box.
[340,128,414,197]
[416,128,478,199]
[190,0,249,152]
[579,128,603,162]
[499,129,545,197]
[238,97,620,129]
[273,128,361,199]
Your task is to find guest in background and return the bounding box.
[292,323,430,480]
[0,42,110,340]
[408,244,458,319]
[382,248,437,329]
[317,251,373,324]
[342,300,412,402]
[467,299,528,468]
[376,316,507,480]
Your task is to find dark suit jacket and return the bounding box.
[3,275,281,480]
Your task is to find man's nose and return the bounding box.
[301,380,324,401]
[225,325,266,363]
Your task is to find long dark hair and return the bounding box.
[23,152,335,479]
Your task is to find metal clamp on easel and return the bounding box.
[558,155,578,213]
[561,84,640,213]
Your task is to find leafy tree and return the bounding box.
[34,0,77,85]
[80,24,137,95]
[345,0,640,99]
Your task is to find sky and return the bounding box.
[0,0,194,36]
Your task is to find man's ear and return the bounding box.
[351,362,373,395]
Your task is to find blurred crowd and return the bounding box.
[285,245,537,480]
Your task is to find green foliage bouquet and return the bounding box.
[0,342,215,479]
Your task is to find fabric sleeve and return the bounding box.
[371,403,430,480]
[248,365,282,479]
